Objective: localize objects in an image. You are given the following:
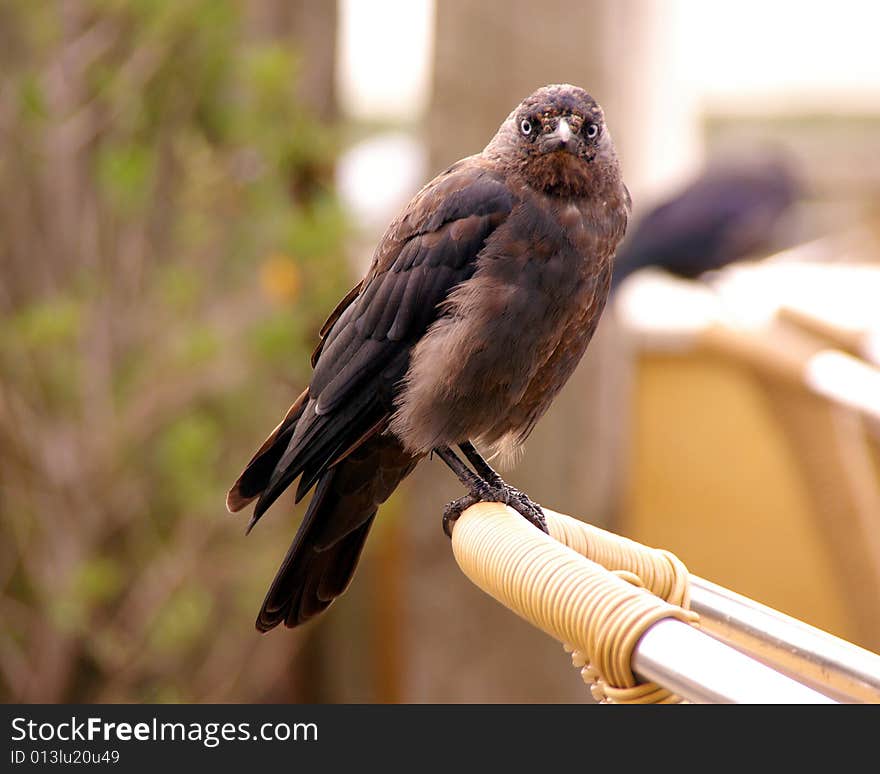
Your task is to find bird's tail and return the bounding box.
[253,434,417,631]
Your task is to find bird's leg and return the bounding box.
[432,446,483,537]
[433,445,548,537]
[458,441,504,487]
[459,441,547,534]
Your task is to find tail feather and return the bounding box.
[228,384,417,631]
[255,435,417,631]
[247,388,383,530]
[261,513,375,630]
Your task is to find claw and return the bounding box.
[441,482,548,537]
[443,494,478,538]
[506,487,548,533]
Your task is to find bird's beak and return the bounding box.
[543,118,575,152]
[555,118,573,144]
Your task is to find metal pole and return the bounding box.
[690,576,880,703]
[633,619,836,704]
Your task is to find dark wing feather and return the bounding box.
[235,164,515,533]
[311,281,363,367]
[226,388,309,512]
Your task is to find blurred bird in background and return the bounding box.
[611,156,800,290]
[227,84,630,632]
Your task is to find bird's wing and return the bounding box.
[230,162,515,530]
[310,280,363,367]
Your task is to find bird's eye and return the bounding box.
[520,118,533,136]
[584,122,599,139]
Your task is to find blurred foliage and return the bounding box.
[0,0,351,701]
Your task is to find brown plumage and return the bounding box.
[228,84,630,632]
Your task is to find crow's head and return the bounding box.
[488,84,621,199]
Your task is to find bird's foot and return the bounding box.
[496,483,548,534]
[511,488,548,532]
[442,480,548,538]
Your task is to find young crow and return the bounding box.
[228,84,631,631]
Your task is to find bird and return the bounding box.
[610,156,799,291]
[227,84,631,632]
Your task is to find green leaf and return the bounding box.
[13,297,82,348]
[18,74,47,120]
[246,310,304,365]
[148,584,213,654]
[95,143,156,215]
[74,557,124,605]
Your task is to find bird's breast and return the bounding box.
[390,194,621,456]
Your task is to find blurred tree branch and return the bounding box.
[0,0,347,702]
